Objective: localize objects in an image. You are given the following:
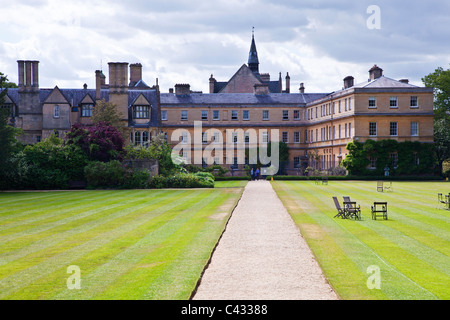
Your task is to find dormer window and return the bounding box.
[81,104,93,117]
[134,105,150,119]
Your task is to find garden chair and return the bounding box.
[384,181,393,192]
[343,196,361,220]
[333,197,346,219]
[371,202,388,220]
[377,181,383,192]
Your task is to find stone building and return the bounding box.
[2,34,434,175]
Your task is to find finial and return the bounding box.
[252,26,254,37]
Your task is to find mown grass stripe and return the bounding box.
[0,190,200,299]
[272,181,446,300]
[0,190,172,267]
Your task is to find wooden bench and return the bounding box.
[371,202,388,220]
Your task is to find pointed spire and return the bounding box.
[248,27,259,74]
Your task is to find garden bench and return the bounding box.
[371,202,388,220]
[438,193,450,210]
[332,197,346,219]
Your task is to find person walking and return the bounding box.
[255,168,260,181]
[250,168,254,181]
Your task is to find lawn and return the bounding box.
[272,180,450,300]
[0,181,246,300]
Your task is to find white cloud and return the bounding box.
[0,0,449,93]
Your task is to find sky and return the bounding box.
[1,0,449,94]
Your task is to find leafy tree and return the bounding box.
[91,99,128,136]
[0,73,23,188]
[422,66,450,173]
[65,122,125,162]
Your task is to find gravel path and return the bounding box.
[192,180,339,300]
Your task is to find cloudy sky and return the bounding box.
[1,0,449,93]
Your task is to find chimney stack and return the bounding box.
[299,83,305,94]
[399,79,409,84]
[209,74,216,93]
[175,84,191,96]
[129,63,142,86]
[95,70,106,100]
[18,60,39,92]
[285,72,290,93]
[108,62,129,92]
[369,65,383,81]
[343,76,354,89]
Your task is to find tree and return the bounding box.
[65,122,125,162]
[422,66,450,173]
[0,73,22,177]
[91,99,128,136]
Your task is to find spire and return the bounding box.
[248,27,259,74]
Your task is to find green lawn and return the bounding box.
[0,181,246,300]
[272,180,450,300]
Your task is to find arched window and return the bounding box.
[134,131,141,146]
[143,131,149,147]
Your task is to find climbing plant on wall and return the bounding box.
[342,139,436,176]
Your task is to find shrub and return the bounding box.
[84,160,126,189]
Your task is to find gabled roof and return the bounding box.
[354,76,419,88]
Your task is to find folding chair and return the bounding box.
[333,197,346,219]
[343,196,361,220]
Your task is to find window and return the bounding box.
[35,135,42,143]
[338,101,341,113]
[262,110,269,120]
[282,132,289,143]
[143,131,149,147]
[181,132,188,144]
[134,131,141,145]
[345,124,348,138]
[262,131,269,143]
[202,132,208,144]
[369,97,377,108]
[370,157,377,169]
[201,110,208,121]
[232,132,238,144]
[161,110,168,121]
[390,122,398,136]
[294,157,300,168]
[213,110,220,120]
[390,153,398,168]
[410,96,418,108]
[348,123,352,137]
[345,99,348,111]
[244,132,250,143]
[348,97,352,110]
[231,110,238,120]
[54,106,60,118]
[369,122,377,136]
[339,125,341,139]
[81,104,93,117]
[213,132,220,144]
[411,122,419,136]
[294,132,300,143]
[134,106,149,119]
[181,110,188,121]
[390,96,398,108]
[243,110,249,120]
[282,110,289,120]
[293,110,300,120]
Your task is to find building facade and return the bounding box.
[2,35,434,175]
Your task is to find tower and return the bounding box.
[248,28,259,74]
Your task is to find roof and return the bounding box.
[161,92,328,105]
[353,76,419,89]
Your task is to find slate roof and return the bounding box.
[160,92,329,106]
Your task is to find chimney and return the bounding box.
[95,70,105,100]
[399,79,409,84]
[209,74,216,93]
[18,60,25,90]
[129,63,142,86]
[260,73,270,82]
[369,64,383,80]
[175,84,191,95]
[169,88,174,94]
[343,76,354,89]
[285,72,290,93]
[18,60,39,92]
[299,83,305,94]
[108,62,129,92]
[254,83,269,95]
